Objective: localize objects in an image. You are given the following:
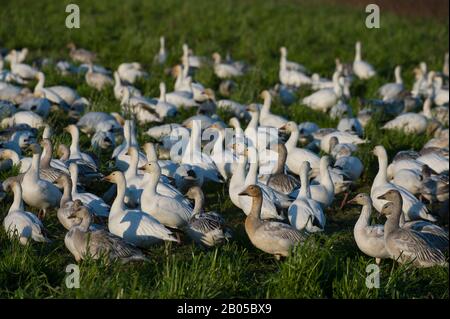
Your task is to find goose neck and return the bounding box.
[248,194,263,220]
[384,202,402,238]
[285,127,299,150]
[274,147,287,174]
[298,165,311,199]
[112,174,127,214]
[355,200,372,229]
[245,149,259,186]
[10,183,24,212]
[373,150,388,187]
[60,177,73,207]
[192,192,205,215]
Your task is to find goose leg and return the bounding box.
[339,192,350,210]
[37,209,45,220]
[375,258,381,265]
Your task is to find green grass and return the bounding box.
[0,0,448,298]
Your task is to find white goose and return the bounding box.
[370,145,436,222]
[352,41,376,80]
[64,124,97,167]
[154,36,167,64]
[113,71,142,101]
[117,62,148,84]
[279,49,311,87]
[10,60,39,81]
[212,52,243,79]
[302,77,344,113]
[112,120,147,171]
[3,179,50,245]
[288,161,326,233]
[34,72,81,106]
[259,90,288,128]
[378,65,404,102]
[103,171,178,248]
[69,163,110,217]
[279,47,308,73]
[279,121,320,177]
[20,144,61,218]
[140,161,192,229]
[209,123,237,181]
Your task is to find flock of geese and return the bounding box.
[0,38,448,268]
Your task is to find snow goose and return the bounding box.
[266,143,300,195]
[337,117,364,137]
[154,36,167,65]
[279,47,308,73]
[117,62,148,84]
[279,49,311,87]
[209,123,237,181]
[217,99,248,119]
[152,82,177,118]
[67,43,96,64]
[370,145,435,222]
[4,48,28,64]
[181,120,224,183]
[301,77,344,113]
[378,189,447,268]
[18,97,51,118]
[184,186,232,247]
[420,165,449,203]
[381,112,430,135]
[352,41,376,80]
[69,163,110,218]
[279,121,320,177]
[64,205,146,263]
[102,171,178,247]
[64,124,97,167]
[347,193,389,264]
[320,131,366,154]
[85,64,113,91]
[1,110,44,129]
[228,147,282,220]
[113,71,142,101]
[182,43,203,69]
[54,174,87,230]
[212,52,243,79]
[416,151,449,174]
[112,120,147,171]
[378,65,404,102]
[140,161,192,229]
[10,60,39,82]
[77,111,123,136]
[288,161,326,233]
[34,72,81,106]
[20,144,61,218]
[258,90,288,128]
[240,184,307,259]
[3,179,50,244]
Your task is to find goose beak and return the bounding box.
[377,194,386,200]
[102,175,112,182]
[238,190,249,196]
[138,164,147,171]
[279,124,287,131]
[347,197,357,205]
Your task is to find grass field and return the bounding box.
[0,0,448,298]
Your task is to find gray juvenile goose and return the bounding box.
[65,206,147,263]
[266,143,300,195]
[239,184,307,259]
[184,186,232,247]
[378,189,448,268]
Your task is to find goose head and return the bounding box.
[246,103,260,114]
[380,201,397,217]
[238,184,262,197]
[279,121,297,133]
[139,161,161,175]
[28,143,42,155]
[64,124,78,136]
[376,188,402,203]
[68,204,92,226]
[212,52,221,64]
[347,193,371,206]
[185,185,202,199]
[57,144,70,160]
[260,90,271,101]
[101,171,123,184]
[280,47,287,57]
[54,174,71,189]
[67,42,77,51]
[229,117,241,130]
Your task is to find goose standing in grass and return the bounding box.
[279,121,320,177]
[184,186,232,247]
[20,144,61,219]
[302,77,345,113]
[67,43,96,64]
[65,206,147,263]
[319,131,367,153]
[103,171,178,247]
[370,145,435,222]
[279,48,311,87]
[140,161,192,229]
[378,65,405,102]
[240,184,307,259]
[259,90,288,128]
[347,193,389,264]
[378,189,447,268]
[69,163,110,218]
[352,41,376,80]
[266,143,300,195]
[3,179,50,244]
[154,36,167,65]
[279,47,308,73]
[85,64,113,91]
[288,161,325,233]
[112,120,147,171]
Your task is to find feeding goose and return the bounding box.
[65,205,147,263]
[184,186,232,247]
